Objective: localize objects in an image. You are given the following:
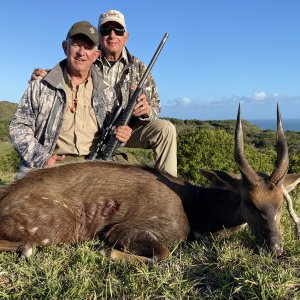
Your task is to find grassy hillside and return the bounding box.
[1,100,300,156]
[0,101,17,142]
[0,141,13,157]
[0,102,300,299]
[167,117,300,155]
[0,101,17,122]
[0,127,300,299]
[2,101,300,145]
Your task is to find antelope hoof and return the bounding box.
[17,244,35,258]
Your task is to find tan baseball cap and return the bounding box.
[98,10,126,29]
[66,21,99,45]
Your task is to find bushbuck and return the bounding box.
[184,104,300,256]
[0,105,299,261]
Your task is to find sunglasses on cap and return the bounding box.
[100,27,125,36]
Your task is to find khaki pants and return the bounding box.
[37,119,177,177]
[125,119,177,177]
[55,155,86,164]
[55,152,139,166]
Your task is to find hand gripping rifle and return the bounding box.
[89,33,169,161]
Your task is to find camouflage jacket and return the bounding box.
[96,47,161,121]
[9,59,116,172]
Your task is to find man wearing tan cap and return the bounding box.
[97,10,177,177]
[10,21,132,178]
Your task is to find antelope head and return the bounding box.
[200,105,298,255]
[234,104,289,255]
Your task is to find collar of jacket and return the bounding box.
[42,59,109,91]
[97,47,134,68]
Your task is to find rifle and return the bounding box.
[89,33,169,161]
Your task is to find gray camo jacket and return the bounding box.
[96,47,161,121]
[9,59,117,174]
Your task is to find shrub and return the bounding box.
[289,154,300,174]
[177,128,276,185]
[0,149,20,173]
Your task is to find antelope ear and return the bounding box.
[200,169,241,193]
[283,174,300,192]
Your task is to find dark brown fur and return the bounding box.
[0,162,190,261]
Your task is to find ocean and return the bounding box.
[249,119,300,132]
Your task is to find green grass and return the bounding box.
[1,131,300,299]
[0,142,13,157]
[0,184,300,299]
[0,142,19,184]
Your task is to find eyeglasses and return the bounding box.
[100,27,125,36]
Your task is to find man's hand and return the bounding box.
[45,154,65,168]
[133,94,151,118]
[29,68,48,83]
[114,125,132,143]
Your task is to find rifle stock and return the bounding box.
[90,33,169,161]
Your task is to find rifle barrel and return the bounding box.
[136,33,169,90]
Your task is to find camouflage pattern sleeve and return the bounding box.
[9,81,51,168]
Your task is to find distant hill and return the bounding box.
[165,118,300,154]
[1,100,300,154]
[0,101,17,123]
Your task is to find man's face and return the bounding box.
[99,21,128,59]
[63,34,100,75]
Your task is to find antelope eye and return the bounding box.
[260,213,268,220]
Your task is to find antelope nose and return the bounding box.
[269,238,283,256]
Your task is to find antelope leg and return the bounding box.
[0,240,35,257]
[99,247,156,263]
[0,240,24,251]
[110,248,156,263]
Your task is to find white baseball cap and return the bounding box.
[98,10,126,29]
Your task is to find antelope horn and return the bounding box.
[234,104,259,186]
[269,104,289,186]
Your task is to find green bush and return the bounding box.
[289,154,300,174]
[177,128,276,185]
[0,149,20,173]
[0,127,297,184]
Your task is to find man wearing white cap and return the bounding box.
[97,10,177,177]
[31,10,177,177]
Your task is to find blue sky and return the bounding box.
[1,0,300,120]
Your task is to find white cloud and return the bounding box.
[179,97,192,106]
[251,91,282,103]
[254,91,267,101]
[166,96,193,107]
[161,92,300,120]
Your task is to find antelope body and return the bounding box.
[0,162,190,262]
[0,105,299,260]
